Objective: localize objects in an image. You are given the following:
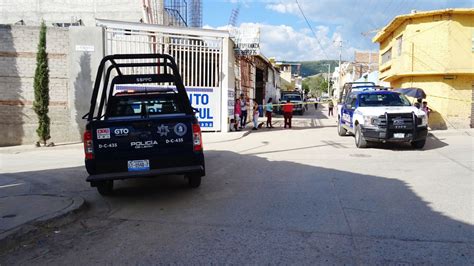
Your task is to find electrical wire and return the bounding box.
[294,0,331,60]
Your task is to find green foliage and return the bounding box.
[33,21,50,145]
[300,60,339,77]
[303,75,329,97]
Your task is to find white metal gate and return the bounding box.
[97,19,227,131]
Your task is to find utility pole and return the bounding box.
[324,63,330,95]
[335,40,343,98]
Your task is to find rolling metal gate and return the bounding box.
[97,20,226,131]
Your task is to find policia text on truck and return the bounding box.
[83,54,205,195]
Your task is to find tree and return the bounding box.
[302,75,329,96]
[33,21,51,146]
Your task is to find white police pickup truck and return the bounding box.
[337,87,428,149]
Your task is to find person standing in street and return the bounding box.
[283,99,293,128]
[328,99,334,116]
[422,101,430,118]
[265,97,274,128]
[252,99,259,130]
[414,98,422,109]
[239,93,248,129]
[234,98,242,131]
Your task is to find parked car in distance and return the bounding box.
[279,92,305,115]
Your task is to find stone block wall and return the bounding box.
[0,25,75,146]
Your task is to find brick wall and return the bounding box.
[0,25,75,146]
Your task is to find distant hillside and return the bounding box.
[299,60,339,77]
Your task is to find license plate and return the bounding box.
[394,133,405,138]
[127,160,150,172]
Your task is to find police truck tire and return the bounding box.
[97,180,114,196]
[411,139,426,149]
[355,124,368,148]
[187,174,201,188]
[337,118,347,136]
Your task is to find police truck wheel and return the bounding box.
[337,118,347,136]
[411,139,426,149]
[97,180,114,196]
[187,174,201,188]
[354,124,368,148]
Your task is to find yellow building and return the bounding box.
[373,9,474,129]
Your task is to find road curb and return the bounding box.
[204,130,250,144]
[0,195,86,254]
[428,129,473,137]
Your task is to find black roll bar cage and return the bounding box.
[86,53,193,122]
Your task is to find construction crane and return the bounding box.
[228,5,240,27]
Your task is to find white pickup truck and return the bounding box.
[337,88,428,149]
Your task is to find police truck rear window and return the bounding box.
[106,93,184,118]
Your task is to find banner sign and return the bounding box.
[186,87,220,131]
[228,89,235,118]
[229,25,260,56]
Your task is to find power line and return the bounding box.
[353,0,376,30]
[294,0,331,60]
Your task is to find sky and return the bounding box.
[202,0,473,61]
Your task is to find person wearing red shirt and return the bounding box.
[282,99,293,128]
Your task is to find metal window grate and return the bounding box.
[104,27,223,89]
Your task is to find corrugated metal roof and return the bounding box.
[373,8,474,43]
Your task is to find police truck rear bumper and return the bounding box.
[361,126,428,142]
[86,165,205,184]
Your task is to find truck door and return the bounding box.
[341,93,357,129]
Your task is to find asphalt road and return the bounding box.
[1,105,473,264]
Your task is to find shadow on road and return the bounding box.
[0,149,472,264]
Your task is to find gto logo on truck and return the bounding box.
[114,128,129,137]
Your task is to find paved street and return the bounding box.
[1,105,473,264]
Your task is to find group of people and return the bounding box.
[414,98,430,117]
[234,93,294,130]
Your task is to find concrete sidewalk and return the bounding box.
[0,194,84,249]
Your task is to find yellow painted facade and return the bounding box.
[373,9,474,129]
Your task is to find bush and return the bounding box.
[32,21,51,145]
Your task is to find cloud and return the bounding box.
[265,3,299,14]
[264,0,474,51]
[206,22,357,61]
[255,23,356,61]
[205,0,472,61]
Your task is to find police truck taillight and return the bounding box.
[192,124,203,151]
[83,130,94,159]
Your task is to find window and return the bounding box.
[282,94,302,101]
[396,35,403,56]
[472,30,474,52]
[381,48,392,64]
[359,93,411,107]
[106,92,184,118]
[349,94,357,109]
